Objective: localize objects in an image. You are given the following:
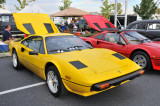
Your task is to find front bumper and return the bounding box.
[91,70,144,91]
[151,59,160,70]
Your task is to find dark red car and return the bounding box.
[81,31,160,71]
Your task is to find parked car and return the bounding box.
[0,13,22,34]
[81,31,160,71]
[125,20,160,40]
[9,13,144,97]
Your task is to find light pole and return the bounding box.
[114,0,117,28]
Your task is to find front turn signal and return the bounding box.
[100,83,110,90]
[139,70,144,75]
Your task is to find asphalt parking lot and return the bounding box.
[0,57,160,106]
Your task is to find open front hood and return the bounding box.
[83,15,117,31]
[13,13,59,35]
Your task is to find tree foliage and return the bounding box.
[133,0,158,20]
[59,0,72,11]
[15,0,36,11]
[156,8,160,14]
[100,0,115,19]
[117,3,123,15]
[0,0,6,9]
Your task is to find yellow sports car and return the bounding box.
[9,13,144,97]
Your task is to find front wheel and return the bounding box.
[46,66,67,97]
[131,51,151,71]
[12,50,23,69]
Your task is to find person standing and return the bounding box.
[2,25,14,44]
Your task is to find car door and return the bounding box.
[21,36,45,75]
[103,33,128,57]
[92,33,106,48]
[146,22,160,40]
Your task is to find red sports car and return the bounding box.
[81,31,160,71]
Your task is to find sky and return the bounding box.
[3,0,150,15]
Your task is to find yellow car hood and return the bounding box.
[13,13,59,35]
[54,48,128,74]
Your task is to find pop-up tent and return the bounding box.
[51,7,91,17]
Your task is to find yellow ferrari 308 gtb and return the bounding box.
[9,13,144,97]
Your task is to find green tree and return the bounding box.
[133,0,158,20]
[59,0,72,11]
[0,0,6,9]
[156,8,160,14]
[15,0,36,11]
[100,0,115,19]
[117,3,123,14]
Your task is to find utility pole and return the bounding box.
[124,0,128,28]
[114,0,117,28]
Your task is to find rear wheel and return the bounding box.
[131,51,151,71]
[12,50,23,69]
[46,66,67,97]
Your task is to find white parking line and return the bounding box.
[0,82,46,96]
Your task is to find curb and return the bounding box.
[0,52,11,58]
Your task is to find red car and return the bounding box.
[81,31,160,71]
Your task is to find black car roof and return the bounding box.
[126,20,160,29]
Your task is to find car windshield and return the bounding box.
[123,32,152,44]
[45,35,92,54]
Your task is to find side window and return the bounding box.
[131,24,137,29]
[94,33,105,40]
[1,16,9,22]
[28,37,43,53]
[105,33,126,44]
[148,23,160,30]
[22,36,44,54]
[21,37,31,47]
[137,23,146,30]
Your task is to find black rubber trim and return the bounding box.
[23,23,35,35]
[44,23,54,33]
[62,78,90,87]
[112,53,126,60]
[91,69,143,91]
[69,61,87,69]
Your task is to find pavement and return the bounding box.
[1,57,160,106]
[0,52,11,58]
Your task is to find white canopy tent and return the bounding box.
[0,8,11,13]
[18,4,45,13]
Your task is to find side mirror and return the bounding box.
[117,42,125,46]
[29,51,38,55]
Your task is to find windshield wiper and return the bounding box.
[67,46,83,50]
[49,49,69,53]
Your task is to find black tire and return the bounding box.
[131,51,151,71]
[46,66,67,97]
[12,50,23,69]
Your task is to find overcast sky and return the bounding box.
[4,0,158,14]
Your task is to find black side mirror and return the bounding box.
[29,51,38,55]
[117,42,125,46]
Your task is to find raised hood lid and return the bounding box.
[83,15,117,32]
[83,15,118,31]
[13,13,59,35]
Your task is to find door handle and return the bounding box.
[21,47,25,52]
